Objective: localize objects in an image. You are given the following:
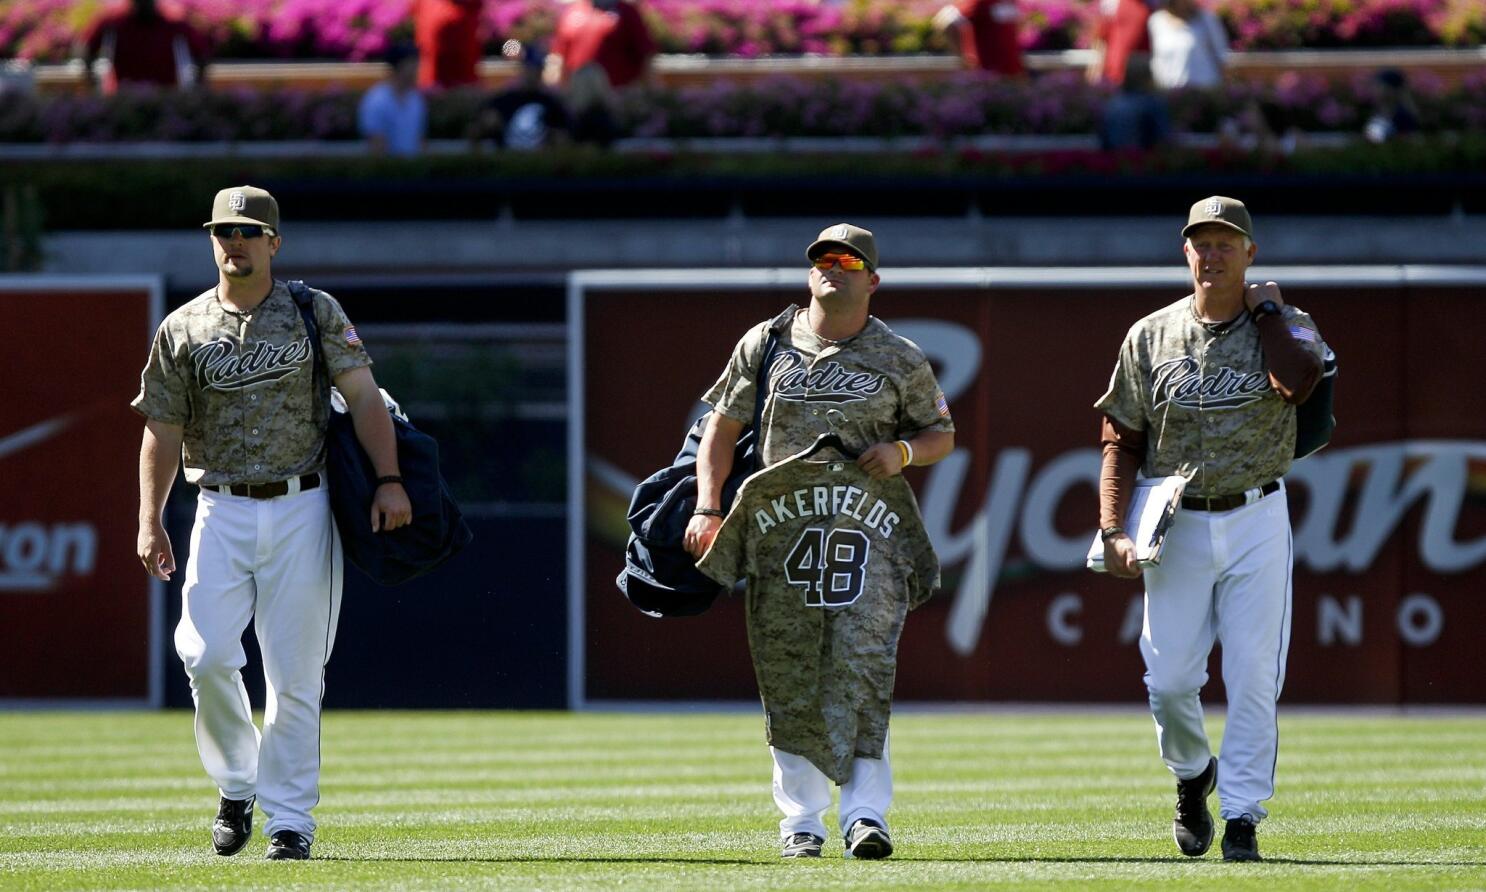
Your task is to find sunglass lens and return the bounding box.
[213,225,264,239]
[815,253,864,271]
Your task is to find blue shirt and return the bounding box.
[357,82,427,157]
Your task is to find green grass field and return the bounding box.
[2,709,1484,890]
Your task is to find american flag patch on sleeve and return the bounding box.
[1289,326,1317,343]
[343,325,361,345]
[935,392,951,417]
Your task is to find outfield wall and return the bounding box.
[1,277,165,705]
[571,267,1486,706]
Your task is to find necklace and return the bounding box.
[216,281,273,318]
[806,307,863,346]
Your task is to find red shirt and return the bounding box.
[956,0,1024,76]
[83,3,206,94]
[1097,0,1152,85]
[551,1,657,89]
[413,0,483,89]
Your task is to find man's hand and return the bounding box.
[138,521,176,581]
[684,513,723,559]
[371,482,413,532]
[1103,533,1143,579]
[857,442,907,480]
[1245,281,1285,311]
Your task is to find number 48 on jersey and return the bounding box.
[783,526,871,607]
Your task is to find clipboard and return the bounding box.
[1086,476,1187,572]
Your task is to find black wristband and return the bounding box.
[1100,526,1126,542]
[375,475,404,487]
[694,508,725,518]
[1251,300,1281,320]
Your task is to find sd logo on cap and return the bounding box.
[1181,195,1253,241]
[204,185,280,233]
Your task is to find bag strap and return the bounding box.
[749,305,795,468]
[287,279,331,427]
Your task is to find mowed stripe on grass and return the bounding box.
[1,710,1483,890]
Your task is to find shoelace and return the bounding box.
[1175,778,1207,822]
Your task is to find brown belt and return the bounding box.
[204,473,320,500]
[1181,480,1280,512]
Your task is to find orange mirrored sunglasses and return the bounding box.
[813,252,866,272]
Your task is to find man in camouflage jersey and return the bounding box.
[697,453,940,822]
[1095,197,1325,862]
[684,223,955,859]
[133,186,412,861]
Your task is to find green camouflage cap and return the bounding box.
[203,185,280,232]
[807,223,878,272]
[1182,195,1253,241]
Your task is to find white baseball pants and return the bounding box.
[1140,482,1292,823]
[175,485,342,843]
[771,739,892,841]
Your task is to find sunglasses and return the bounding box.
[210,224,272,240]
[813,252,866,272]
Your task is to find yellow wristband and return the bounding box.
[897,439,913,468]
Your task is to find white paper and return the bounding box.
[1086,476,1187,572]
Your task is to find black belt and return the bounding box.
[205,473,320,500]
[1181,480,1280,512]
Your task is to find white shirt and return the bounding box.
[1147,8,1229,89]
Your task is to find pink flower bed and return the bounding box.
[1,0,1479,63]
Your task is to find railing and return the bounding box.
[16,47,1486,95]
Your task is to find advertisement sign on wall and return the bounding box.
[2,277,163,703]
[572,268,1486,706]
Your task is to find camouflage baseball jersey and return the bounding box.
[131,281,371,486]
[697,454,940,784]
[1095,297,1326,497]
[703,310,955,467]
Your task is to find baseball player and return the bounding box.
[1095,196,1325,861]
[684,224,955,859]
[133,186,411,860]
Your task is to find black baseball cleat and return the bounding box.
[781,832,824,858]
[264,829,312,860]
[1173,756,1217,857]
[844,819,893,860]
[1221,817,1262,862]
[211,795,254,856]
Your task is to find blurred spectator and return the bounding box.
[1089,0,1151,86]
[358,43,426,157]
[1147,0,1228,90]
[0,60,36,96]
[413,0,483,90]
[567,63,623,148]
[932,0,1025,77]
[1219,97,1298,155]
[80,0,208,95]
[472,41,573,151]
[1099,54,1170,150]
[1365,68,1422,143]
[546,0,657,90]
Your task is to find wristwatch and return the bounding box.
[1100,526,1126,542]
[1251,299,1281,320]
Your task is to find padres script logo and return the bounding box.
[1151,356,1269,411]
[192,337,311,391]
[769,351,886,404]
